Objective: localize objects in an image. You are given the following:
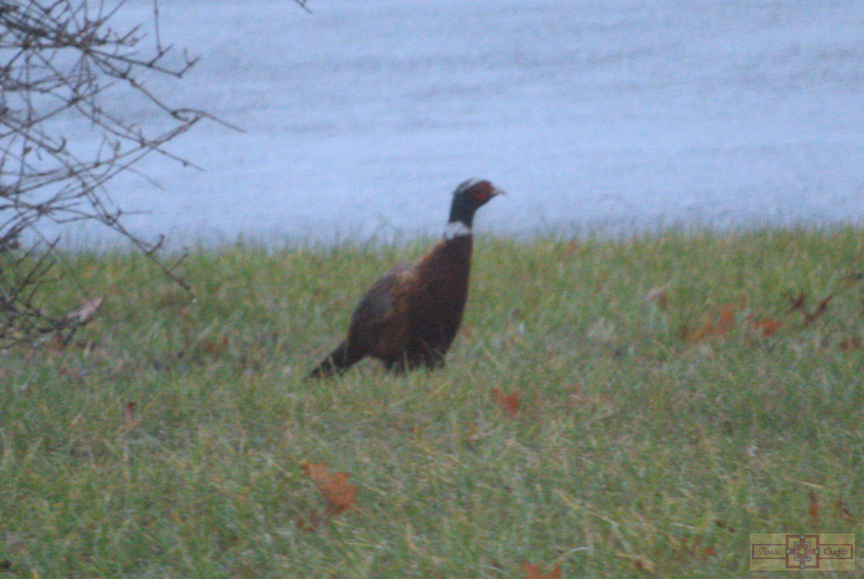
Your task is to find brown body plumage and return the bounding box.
[310,179,502,377]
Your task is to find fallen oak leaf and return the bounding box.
[52,297,106,347]
[715,303,737,335]
[632,556,655,572]
[686,303,737,343]
[491,388,521,418]
[122,401,138,428]
[302,462,357,514]
[64,297,104,325]
[521,561,562,579]
[322,471,356,512]
[201,335,230,355]
[644,285,669,310]
[753,316,782,337]
[465,421,481,444]
[303,461,330,484]
[809,491,820,522]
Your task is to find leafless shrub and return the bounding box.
[0,0,307,346]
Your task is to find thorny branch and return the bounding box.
[0,0,229,346]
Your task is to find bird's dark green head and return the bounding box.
[447,178,504,229]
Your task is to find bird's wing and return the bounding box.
[347,262,415,349]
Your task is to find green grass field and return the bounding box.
[1,228,862,578]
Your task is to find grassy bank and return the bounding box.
[1,228,863,578]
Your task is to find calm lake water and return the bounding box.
[61,0,864,243]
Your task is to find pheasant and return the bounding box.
[309,178,504,377]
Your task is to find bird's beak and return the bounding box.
[491,186,507,197]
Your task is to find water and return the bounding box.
[49,0,864,243]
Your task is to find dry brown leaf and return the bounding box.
[633,556,655,572]
[122,401,137,428]
[302,462,357,514]
[64,297,104,325]
[644,285,669,310]
[687,303,737,343]
[201,335,230,355]
[809,491,820,522]
[522,561,562,579]
[714,304,736,335]
[491,388,521,418]
[753,317,782,337]
[465,421,481,444]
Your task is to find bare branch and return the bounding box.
[0,0,245,346]
[291,0,313,15]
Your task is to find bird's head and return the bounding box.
[448,178,505,229]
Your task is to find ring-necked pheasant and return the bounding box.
[309,178,504,377]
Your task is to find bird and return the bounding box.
[309,178,504,377]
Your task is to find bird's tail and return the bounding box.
[308,340,362,378]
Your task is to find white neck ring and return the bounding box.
[443,221,472,240]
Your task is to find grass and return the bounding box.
[1,227,863,578]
